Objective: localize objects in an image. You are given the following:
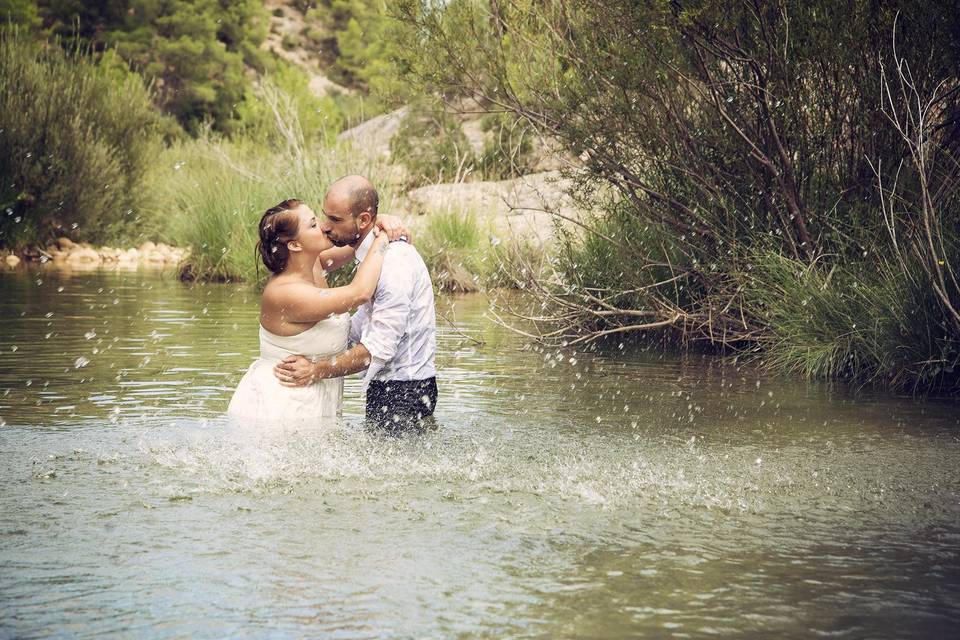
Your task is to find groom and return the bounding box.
[273,175,438,430]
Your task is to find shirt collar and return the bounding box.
[354,230,375,263]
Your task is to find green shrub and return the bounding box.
[234,61,344,145]
[0,29,164,248]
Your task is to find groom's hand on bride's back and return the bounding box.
[274,355,316,387]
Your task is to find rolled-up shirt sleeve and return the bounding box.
[359,263,413,363]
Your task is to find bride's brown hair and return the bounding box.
[256,199,303,275]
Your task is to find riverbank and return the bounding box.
[2,238,188,271]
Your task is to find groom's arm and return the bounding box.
[274,253,412,387]
[274,343,373,386]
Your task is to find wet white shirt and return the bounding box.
[349,232,436,386]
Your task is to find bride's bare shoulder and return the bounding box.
[262,275,311,303]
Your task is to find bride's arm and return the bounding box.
[271,233,389,322]
[315,246,355,276]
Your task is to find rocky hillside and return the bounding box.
[260,0,581,239]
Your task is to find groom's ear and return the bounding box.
[357,210,374,231]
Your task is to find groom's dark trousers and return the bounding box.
[365,377,438,431]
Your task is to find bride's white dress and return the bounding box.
[227,314,350,426]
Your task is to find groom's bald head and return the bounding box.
[325,175,378,219]
[321,175,379,247]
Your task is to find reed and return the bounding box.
[742,249,960,392]
[148,82,395,285]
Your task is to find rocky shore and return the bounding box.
[2,238,188,270]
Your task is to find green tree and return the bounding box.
[37,0,268,133]
[397,0,960,390]
[307,0,410,98]
[0,0,40,28]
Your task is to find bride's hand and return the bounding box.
[375,214,413,244]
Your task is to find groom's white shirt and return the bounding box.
[350,231,436,386]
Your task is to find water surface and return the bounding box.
[1,269,958,638]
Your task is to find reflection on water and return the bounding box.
[1,269,959,638]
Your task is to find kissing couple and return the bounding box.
[227,175,438,432]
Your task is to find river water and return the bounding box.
[0,269,958,638]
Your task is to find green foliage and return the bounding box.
[398,0,960,391]
[306,0,411,100]
[390,105,474,186]
[36,0,268,134]
[740,250,960,392]
[416,207,540,293]
[0,0,40,28]
[234,61,344,146]
[418,209,488,293]
[0,27,164,248]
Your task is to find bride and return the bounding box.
[227,198,400,426]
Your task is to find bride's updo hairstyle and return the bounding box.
[256,199,303,275]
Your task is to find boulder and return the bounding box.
[4,254,20,268]
[56,237,75,250]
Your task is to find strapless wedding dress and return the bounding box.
[227,314,350,427]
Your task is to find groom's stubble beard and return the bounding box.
[325,219,363,247]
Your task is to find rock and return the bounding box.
[66,247,101,264]
[4,254,20,268]
[56,237,75,250]
[337,107,408,160]
[139,241,156,253]
[404,171,579,242]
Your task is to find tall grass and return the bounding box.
[417,209,488,292]
[147,83,395,284]
[741,250,960,392]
